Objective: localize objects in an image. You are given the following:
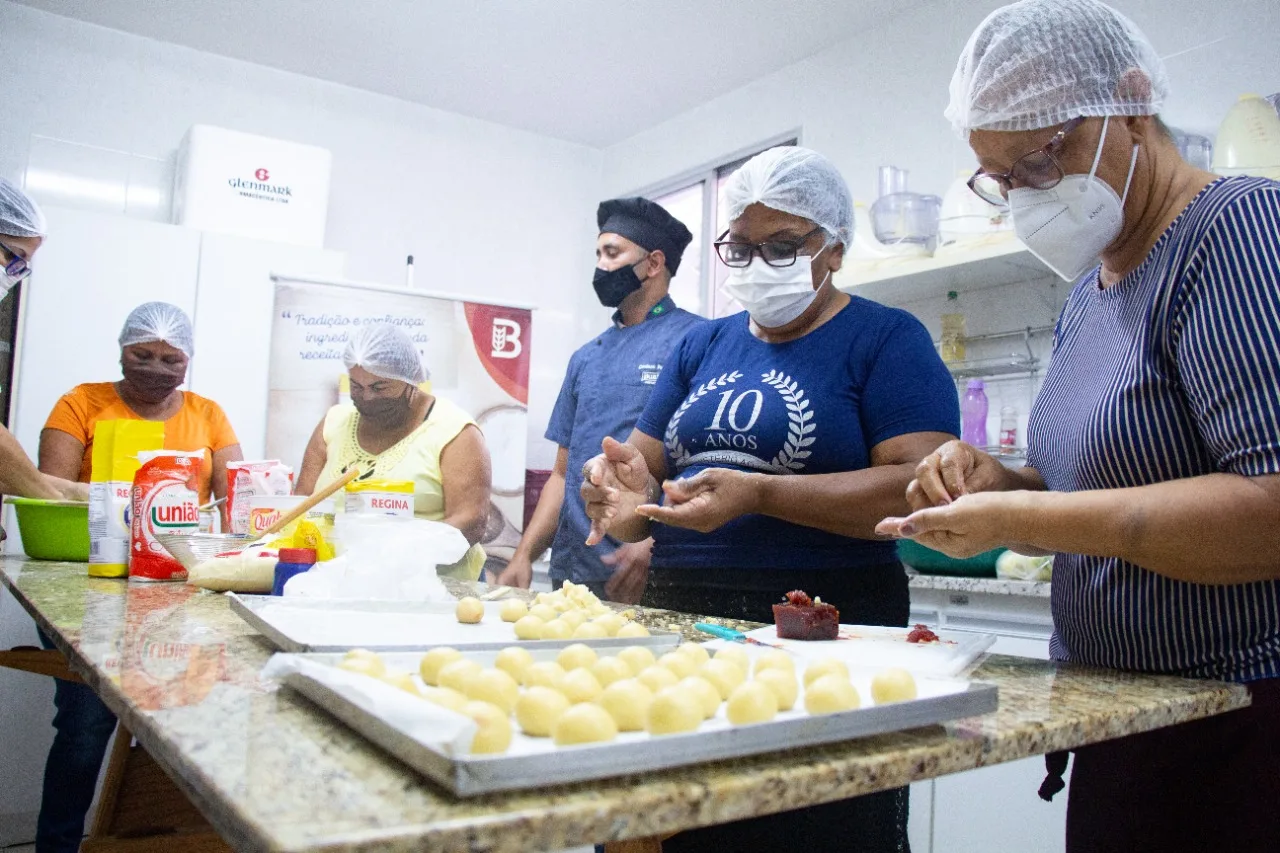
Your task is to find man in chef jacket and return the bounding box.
[497,197,704,602]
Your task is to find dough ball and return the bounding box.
[726,681,779,725]
[752,650,795,677]
[515,686,571,737]
[713,645,750,674]
[675,642,711,666]
[552,702,619,746]
[593,612,626,637]
[418,647,463,686]
[533,592,555,606]
[437,659,482,695]
[618,646,657,675]
[464,700,512,754]
[658,652,697,680]
[870,668,918,705]
[455,596,485,624]
[529,603,560,623]
[499,599,529,623]
[338,649,385,678]
[513,615,546,640]
[598,678,654,732]
[493,646,535,683]
[559,610,588,630]
[420,686,468,713]
[559,668,604,704]
[805,675,861,715]
[521,661,568,691]
[539,619,573,641]
[557,643,599,671]
[803,659,851,687]
[646,687,703,735]
[380,671,420,696]
[464,668,520,715]
[637,665,679,693]
[698,659,747,700]
[677,676,722,719]
[755,668,799,712]
[591,656,633,688]
[572,621,609,640]
[616,621,650,638]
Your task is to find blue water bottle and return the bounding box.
[272,548,317,596]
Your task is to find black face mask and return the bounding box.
[353,389,413,427]
[121,364,186,405]
[592,258,647,308]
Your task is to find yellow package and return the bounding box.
[88,420,164,577]
[264,518,335,561]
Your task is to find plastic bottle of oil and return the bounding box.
[940,290,967,364]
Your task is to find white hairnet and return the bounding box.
[722,146,854,254]
[343,323,426,385]
[0,177,47,239]
[118,302,195,358]
[946,0,1168,134]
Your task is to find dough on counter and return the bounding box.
[599,678,654,731]
[726,681,779,725]
[590,656,633,688]
[464,668,520,714]
[805,675,861,715]
[187,549,279,593]
[557,643,599,671]
[455,596,485,624]
[419,647,463,685]
[499,599,529,623]
[521,661,568,691]
[870,668,918,705]
[698,659,747,700]
[658,652,697,680]
[803,659,851,687]
[677,676,723,719]
[512,615,546,640]
[515,686,571,737]
[493,646,535,683]
[559,668,604,704]
[754,668,799,711]
[646,687,703,735]
[338,649,386,678]
[552,702,619,746]
[674,642,711,666]
[752,650,795,677]
[616,621,650,638]
[618,646,657,675]
[637,665,679,693]
[437,659,482,694]
[464,700,513,754]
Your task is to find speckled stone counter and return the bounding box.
[907,574,1052,598]
[1,559,1247,853]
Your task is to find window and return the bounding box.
[648,136,798,318]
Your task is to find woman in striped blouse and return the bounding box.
[879,1,1280,851]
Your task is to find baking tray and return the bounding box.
[279,647,998,797]
[718,625,997,677]
[229,593,678,653]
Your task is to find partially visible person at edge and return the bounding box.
[296,322,492,580]
[496,197,703,603]
[35,300,243,853]
[581,145,959,851]
[877,2,1280,852]
[0,177,86,505]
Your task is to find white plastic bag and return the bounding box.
[996,550,1054,581]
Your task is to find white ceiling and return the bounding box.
[12,0,909,147]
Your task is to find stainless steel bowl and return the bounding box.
[156,532,251,571]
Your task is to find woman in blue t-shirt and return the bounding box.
[581,146,958,852]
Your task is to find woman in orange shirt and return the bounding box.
[38,301,242,510]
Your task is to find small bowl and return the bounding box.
[4,497,90,561]
[156,532,251,571]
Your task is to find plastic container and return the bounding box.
[961,380,989,447]
[999,405,1018,452]
[939,170,1012,244]
[1173,131,1214,172]
[1213,94,1280,179]
[4,497,90,561]
[345,480,415,518]
[869,165,942,256]
[272,547,317,596]
[898,540,1005,578]
[940,291,967,364]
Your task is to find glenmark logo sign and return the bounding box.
[228,167,293,205]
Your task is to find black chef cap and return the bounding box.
[596,197,694,275]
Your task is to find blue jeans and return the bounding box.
[36,630,117,853]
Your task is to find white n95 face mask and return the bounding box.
[1009,116,1140,282]
[721,252,830,329]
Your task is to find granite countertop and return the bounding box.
[1,559,1246,853]
[907,573,1052,598]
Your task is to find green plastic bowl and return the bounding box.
[897,539,1004,578]
[5,497,90,562]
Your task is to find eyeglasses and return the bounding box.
[0,239,31,283]
[967,116,1086,208]
[714,226,826,268]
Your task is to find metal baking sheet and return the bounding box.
[280,648,999,797]
[229,593,678,653]
[718,625,997,677]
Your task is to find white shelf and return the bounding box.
[836,236,1051,304]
